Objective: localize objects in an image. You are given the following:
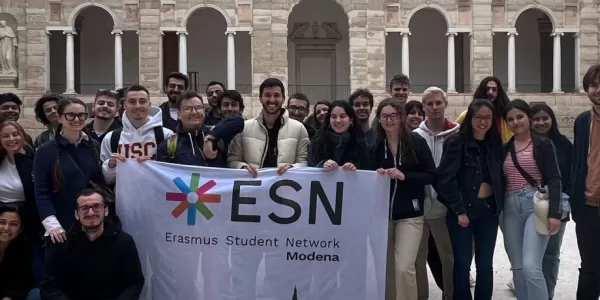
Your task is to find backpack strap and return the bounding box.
[110,128,122,154]
[154,127,165,147]
[167,135,178,159]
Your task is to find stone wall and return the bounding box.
[3,0,598,141]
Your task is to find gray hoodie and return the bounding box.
[413,119,460,219]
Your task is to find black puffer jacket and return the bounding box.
[371,132,436,220]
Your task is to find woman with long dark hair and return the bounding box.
[371,98,436,300]
[304,100,330,135]
[405,100,425,131]
[502,99,562,300]
[515,103,571,300]
[436,99,505,300]
[34,97,106,245]
[308,100,371,169]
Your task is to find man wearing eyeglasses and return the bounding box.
[160,72,189,131]
[286,93,317,138]
[83,89,122,143]
[41,188,144,300]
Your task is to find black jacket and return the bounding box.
[371,132,436,220]
[307,130,371,169]
[158,102,179,132]
[156,115,245,167]
[435,133,505,217]
[83,119,122,143]
[504,134,563,220]
[571,110,591,221]
[34,128,55,149]
[14,148,43,240]
[0,235,34,300]
[34,135,104,231]
[41,219,144,300]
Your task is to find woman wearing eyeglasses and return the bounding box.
[34,97,107,246]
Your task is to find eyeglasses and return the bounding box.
[287,105,307,113]
[473,115,493,123]
[63,113,89,121]
[182,105,204,113]
[77,203,105,214]
[380,113,400,121]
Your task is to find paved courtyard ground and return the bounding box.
[426,222,580,300]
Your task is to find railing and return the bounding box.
[49,84,137,95]
[288,85,351,102]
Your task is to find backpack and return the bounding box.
[110,127,165,154]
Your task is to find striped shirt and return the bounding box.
[504,142,542,192]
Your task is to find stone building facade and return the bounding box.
[1,0,599,137]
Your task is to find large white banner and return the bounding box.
[116,161,390,300]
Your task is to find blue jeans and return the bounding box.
[543,221,566,299]
[503,187,549,300]
[446,196,499,300]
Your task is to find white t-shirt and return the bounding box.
[0,157,24,203]
[169,108,179,121]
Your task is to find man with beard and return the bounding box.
[227,78,309,300]
[454,77,512,143]
[204,81,226,127]
[572,63,600,299]
[286,92,316,137]
[83,89,122,143]
[159,72,189,131]
[41,188,144,300]
[349,88,376,146]
[33,93,63,148]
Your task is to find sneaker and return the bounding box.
[507,280,515,293]
[470,274,476,287]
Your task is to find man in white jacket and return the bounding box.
[413,86,459,300]
[100,84,174,185]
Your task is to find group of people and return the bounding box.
[0,64,598,300]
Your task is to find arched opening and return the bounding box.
[399,8,470,93]
[287,0,350,103]
[49,6,139,94]
[179,8,252,94]
[493,8,575,93]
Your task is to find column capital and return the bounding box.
[550,32,564,37]
[573,32,580,38]
[63,29,77,35]
[45,30,52,36]
[177,30,188,36]
[111,29,123,35]
[446,31,458,36]
[507,31,518,37]
[401,30,411,36]
[225,30,236,36]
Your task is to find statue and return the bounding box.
[0,20,18,74]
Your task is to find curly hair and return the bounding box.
[34,93,63,126]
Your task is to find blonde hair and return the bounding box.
[422,86,447,104]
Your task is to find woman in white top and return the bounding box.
[0,120,43,289]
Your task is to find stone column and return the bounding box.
[64,30,76,94]
[401,31,410,77]
[551,32,563,93]
[177,31,188,75]
[574,33,582,92]
[447,32,457,93]
[112,30,123,89]
[507,31,517,93]
[226,30,236,89]
[45,31,51,91]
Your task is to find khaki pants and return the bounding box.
[386,217,424,300]
[416,217,454,300]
